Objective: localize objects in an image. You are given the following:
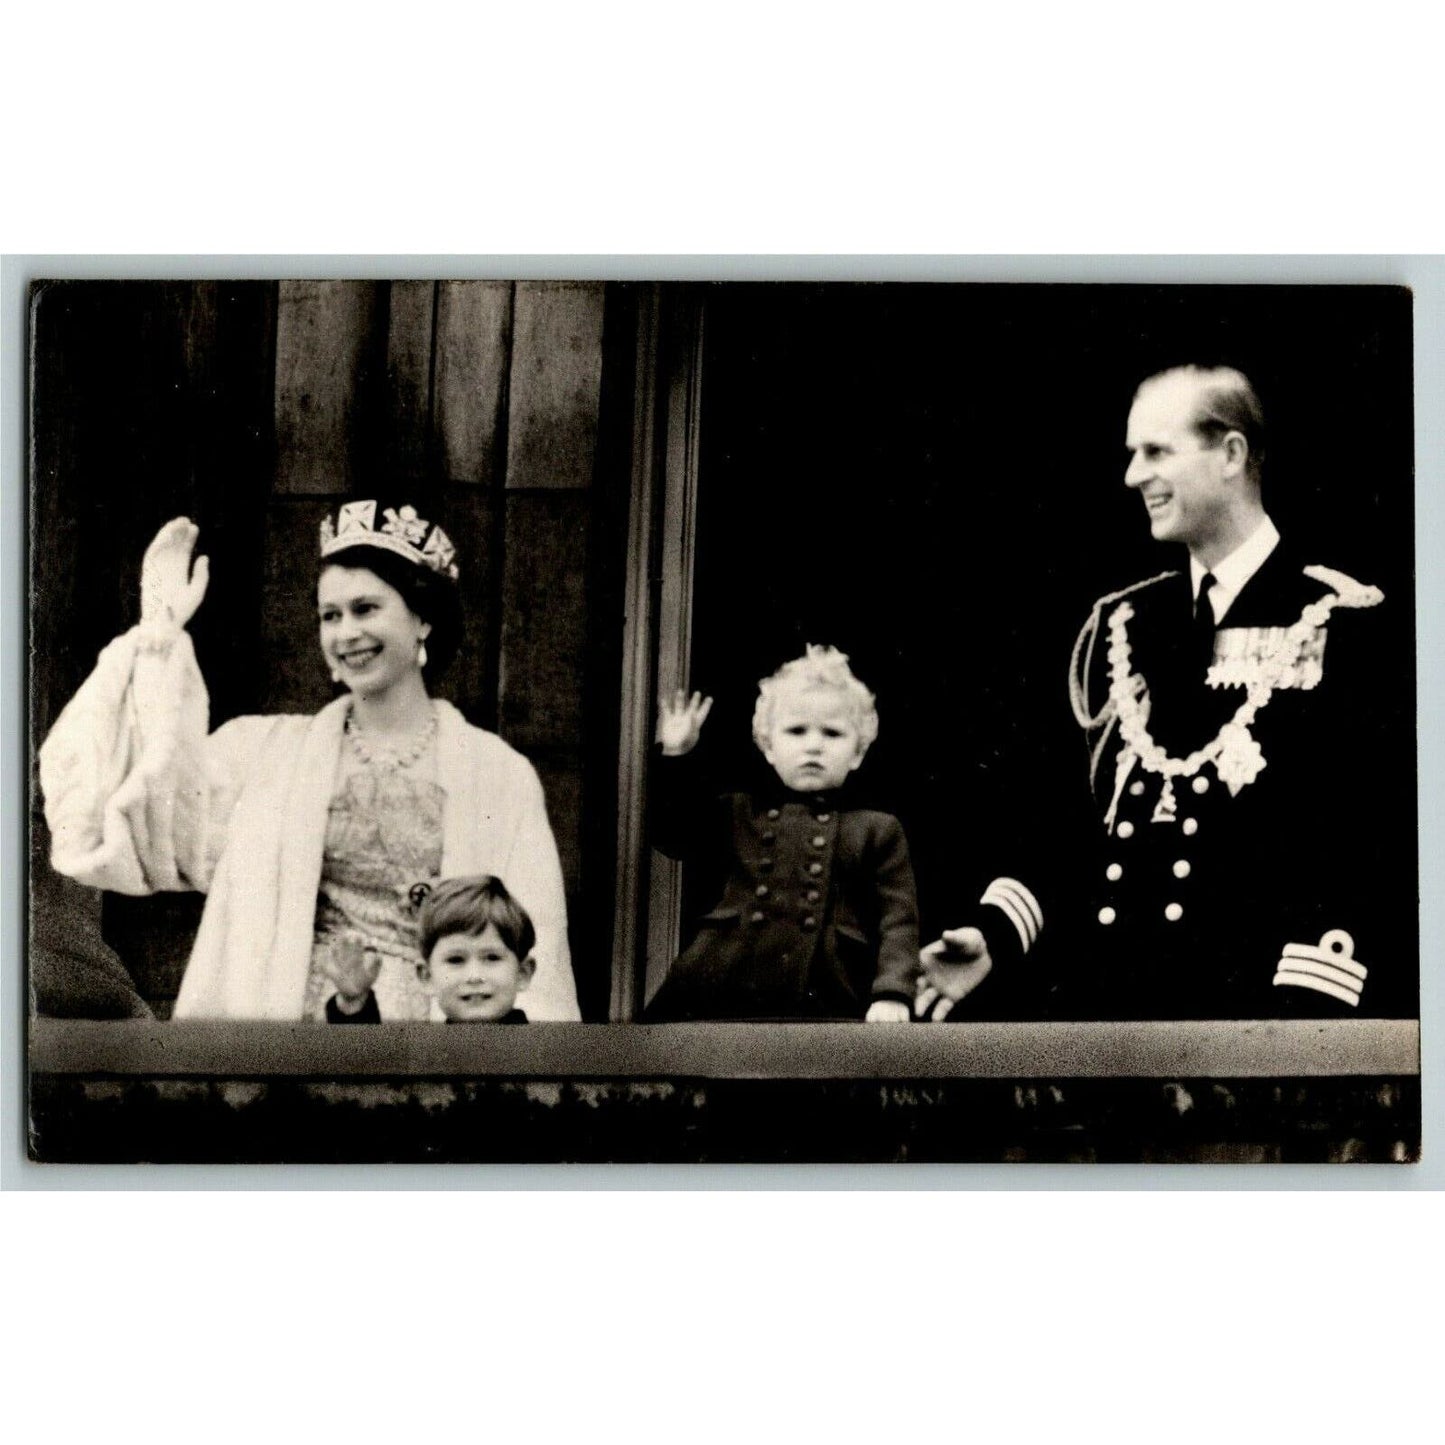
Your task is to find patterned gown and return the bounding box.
[302,720,444,1021]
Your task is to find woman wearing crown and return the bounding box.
[37,500,581,1022]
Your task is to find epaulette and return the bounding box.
[1068,570,1179,729]
[1088,569,1181,613]
[1302,563,1384,610]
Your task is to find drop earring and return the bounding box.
[417,639,429,670]
[329,666,342,683]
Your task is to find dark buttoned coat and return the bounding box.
[644,750,920,1021]
[971,545,1415,1021]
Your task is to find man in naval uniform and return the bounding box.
[919,364,1415,1021]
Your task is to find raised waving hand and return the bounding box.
[656,690,714,756]
[140,517,210,632]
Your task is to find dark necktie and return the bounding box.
[1193,572,1217,667]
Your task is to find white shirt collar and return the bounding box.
[1190,514,1280,623]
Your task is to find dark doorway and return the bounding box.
[680,283,1415,949]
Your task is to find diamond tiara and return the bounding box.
[318,500,459,581]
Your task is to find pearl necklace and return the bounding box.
[344,703,438,770]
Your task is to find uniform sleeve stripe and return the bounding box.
[1277,955,1368,991]
[1272,968,1362,1008]
[1279,947,1367,982]
[980,883,1037,952]
[982,891,1032,952]
[984,876,1043,935]
[980,880,1037,942]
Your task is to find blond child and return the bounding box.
[646,646,919,1022]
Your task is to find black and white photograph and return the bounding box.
[24,277,1420,1163]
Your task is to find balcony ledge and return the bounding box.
[29,1016,1421,1080]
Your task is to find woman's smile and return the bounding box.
[336,642,383,669]
[318,564,428,698]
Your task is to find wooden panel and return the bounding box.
[497,492,590,749]
[426,489,496,724]
[29,282,278,1021]
[610,286,661,1019]
[29,282,101,736]
[433,281,511,484]
[530,753,584,900]
[256,499,335,715]
[181,283,277,727]
[274,281,382,494]
[505,281,605,489]
[645,293,706,1004]
[28,282,276,729]
[385,281,436,484]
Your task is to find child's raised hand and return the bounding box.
[865,999,911,1024]
[657,690,713,756]
[319,933,382,1010]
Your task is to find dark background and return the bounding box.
[686,284,1416,944]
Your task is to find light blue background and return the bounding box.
[3,254,1438,1189]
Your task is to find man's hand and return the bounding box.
[319,934,382,1014]
[915,927,994,1021]
[140,517,210,631]
[865,999,911,1024]
[657,690,713,756]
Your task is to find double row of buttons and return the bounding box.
[751,806,832,925]
[1117,819,1200,839]
[753,883,824,902]
[1104,860,1192,882]
[751,912,820,929]
[1100,775,1208,926]
[1098,902,1187,926]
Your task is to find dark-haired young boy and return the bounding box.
[324,874,536,1023]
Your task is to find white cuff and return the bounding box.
[135,618,185,655]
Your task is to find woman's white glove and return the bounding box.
[140,517,210,633]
